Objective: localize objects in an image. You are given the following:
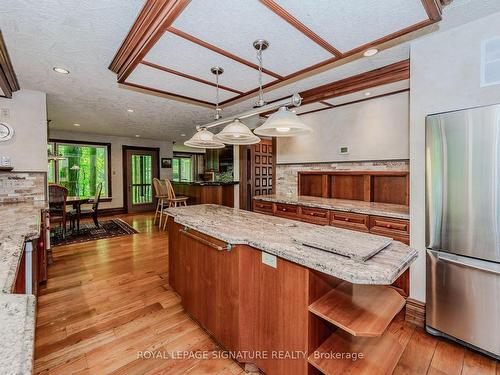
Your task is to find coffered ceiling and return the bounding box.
[112,0,437,107]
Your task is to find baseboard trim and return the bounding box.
[98,207,126,217]
[405,298,425,327]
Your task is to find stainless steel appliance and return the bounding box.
[426,103,500,359]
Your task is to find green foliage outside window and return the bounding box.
[47,142,109,197]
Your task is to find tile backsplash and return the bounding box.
[0,172,46,203]
[275,160,409,196]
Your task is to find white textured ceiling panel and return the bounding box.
[254,43,410,104]
[127,64,237,103]
[274,0,429,53]
[325,80,409,106]
[292,101,330,114]
[172,0,333,76]
[145,32,275,92]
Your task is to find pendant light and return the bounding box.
[251,41,312,137]
[254,106,313,137]
[213,65,261,145]
[184,127,225,149]
[215,118,260,144]
[184,66,226,149]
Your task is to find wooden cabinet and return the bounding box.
[330,210,369,232]
[168,220,240,351]
[299,206,330,225]
[253,200,274,214]
[240,247,309,375]
[369,216,409,241]
[274,203,299,219]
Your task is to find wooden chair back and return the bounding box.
[153,178,167,198]
[92,183,103,211]
[48,184,68,222]
[164,179,176,200]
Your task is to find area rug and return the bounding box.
[51,219,139,246]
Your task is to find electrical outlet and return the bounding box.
[339,146,349,155]
[261,252,277,268]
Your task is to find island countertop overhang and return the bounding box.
[166,204,417,285]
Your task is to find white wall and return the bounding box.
[49,130,173,209]
[409,12,500,302]
[0,89,47,172]
[277,92,409,164]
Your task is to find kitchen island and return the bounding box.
[166,204,417,375]
[172,181,237,207]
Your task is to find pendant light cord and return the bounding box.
[214,69,221,120]
[256,45,265,107]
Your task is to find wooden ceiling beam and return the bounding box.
[0,31,20,99]
[120,81,215,108]
[140,60,244,94]
[300,59,409,104]
[258,0,342,57]
[421,0,453,21]
[108,0,191,82]
[166,27,283,80]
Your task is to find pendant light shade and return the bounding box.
[184,128,225,149]
[254,106,312,137]
[215,119,261,145]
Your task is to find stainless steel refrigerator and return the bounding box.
[426,103,500,359]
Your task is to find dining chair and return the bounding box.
[153,178,169,228]
[70,183,103,229]
[48,184,69,239]
[163,179,188,230]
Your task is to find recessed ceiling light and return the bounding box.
[364,92,371,96]
[135,134,140,138]
[180,133,186,137]
[53,67,70,74]
[127,109,134,113]
[73,123,81,127]
[363,48,378,57]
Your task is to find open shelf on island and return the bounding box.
[308,329,404,375]
[308,282,405,337]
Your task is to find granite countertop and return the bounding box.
[0,200,46,375]
[0,200,47,293]
[166,204,417,285]
[0,294,36,375]
[254,194,409,220]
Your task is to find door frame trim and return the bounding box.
[122,145,160,213]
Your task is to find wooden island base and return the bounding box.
[168,218,408,375]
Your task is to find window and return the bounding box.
[481,37,500,86]
[131,154,152,204]
[172,157,193,182]
[48,140,111,197]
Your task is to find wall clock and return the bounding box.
[0,122,14,142]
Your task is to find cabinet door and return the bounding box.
[239,247,309,375]
[173,224,240,351]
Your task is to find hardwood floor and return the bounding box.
[35,213,499,375]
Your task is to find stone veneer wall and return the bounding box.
[275,160,409,196]
[0,172,46,203]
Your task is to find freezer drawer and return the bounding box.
[426,250,500,358]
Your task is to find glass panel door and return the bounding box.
[131,154,152,205]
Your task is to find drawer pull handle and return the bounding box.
[344,218,349,222]
[386,224,392,228]
[310,213,315,216]
[282,208,287,211]
[180,228,232,252]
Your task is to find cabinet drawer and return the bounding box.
[275,203,299,219]
[369,216,409,237]
[253,200,274,214]
[299,206,330,225]
[330,211,369,232]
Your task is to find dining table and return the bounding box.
[66,195,93,234]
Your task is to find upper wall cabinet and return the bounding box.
[298,171,409,206]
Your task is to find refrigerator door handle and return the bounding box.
[436,252,500,275]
